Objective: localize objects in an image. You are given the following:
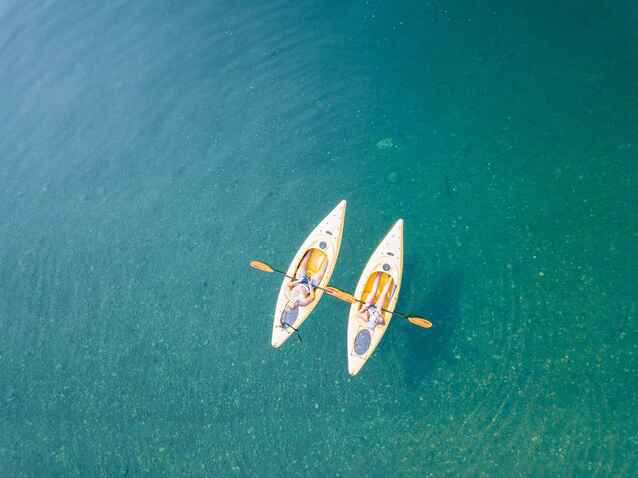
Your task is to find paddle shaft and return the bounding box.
[255,261,423,324]
[268,266,334,296]
[270,266,404,317]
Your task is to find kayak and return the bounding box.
[346,219,403,375]
[272,200,347,348]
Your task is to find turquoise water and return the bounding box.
[2,1,637,476]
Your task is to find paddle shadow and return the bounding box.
[399,268,464,388]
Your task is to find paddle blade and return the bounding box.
[324,286,356,304]
[408,316,433,328]
[249,260,274,273]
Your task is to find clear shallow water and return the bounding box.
[1,1,637,476]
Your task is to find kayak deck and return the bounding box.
[347,219,403,375]
[272,200,346,348]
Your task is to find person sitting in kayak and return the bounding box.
[356,272,393,330]
[284,250,327,311]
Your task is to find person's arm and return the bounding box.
[379,307,388,325]
[288,277,304,289]
[297,290,315,307]
[355,308,368,323]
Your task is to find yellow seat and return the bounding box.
[294,248,328,279]
[359,272,394,311]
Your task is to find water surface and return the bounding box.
[1,1,637,476]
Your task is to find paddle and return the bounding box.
[250,260,433,329]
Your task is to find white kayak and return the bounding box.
[272,200,347,348]
[346,219,403,375]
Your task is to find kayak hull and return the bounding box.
[347,219,403,375]
[272,200,347,348]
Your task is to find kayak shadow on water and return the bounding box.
[398,268,464,388]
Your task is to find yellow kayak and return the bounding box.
[347,219,403,375]
[272,200,347,348]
